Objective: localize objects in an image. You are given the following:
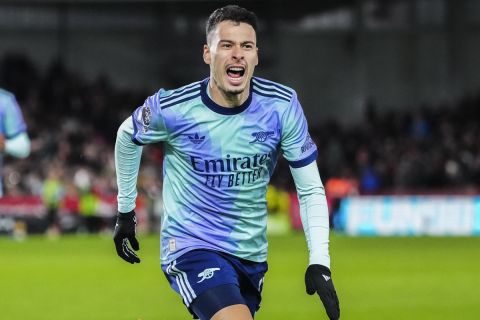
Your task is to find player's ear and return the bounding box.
[203,44,211,65]
[255,47,259,66]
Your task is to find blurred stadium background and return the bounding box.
[1,0,480,319]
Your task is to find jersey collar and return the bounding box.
[200,78,252,115]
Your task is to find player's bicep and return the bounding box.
[131,92,169,145]
[3,94,27,138]
[280,93,317,168]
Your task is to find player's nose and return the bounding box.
[231,45,244,60]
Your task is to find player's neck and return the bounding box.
[208,82,250,108]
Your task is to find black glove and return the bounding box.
[305,264,340,320]
[113,211,141,264]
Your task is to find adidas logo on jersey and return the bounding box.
[197,268,220,283]
[188,133,205,144]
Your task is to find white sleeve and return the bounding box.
[115,117,143,213]
[290,160,331,269]
[5,132,30,158]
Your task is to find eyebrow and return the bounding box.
[219,39,256,45]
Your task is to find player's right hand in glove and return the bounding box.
[305,264,340,319]
[113,210,141,264]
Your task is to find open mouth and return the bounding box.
[226,66,245,80]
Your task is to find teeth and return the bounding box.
[229,67,244,71]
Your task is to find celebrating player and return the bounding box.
[0,88,30,196]
[114,5,340,320]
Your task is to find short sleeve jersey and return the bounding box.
[131,77,317,264]
[0,89,27,138]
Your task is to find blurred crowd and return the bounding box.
[314,96,480,195]
[1,53,163,232]
[1,53,479,219]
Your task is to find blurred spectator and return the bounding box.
[266,184,291,235]
[58,182,81,233]
[78,190,101,233]
[138,162,164,233]
[42,165,64,235]
[325,167,359,227]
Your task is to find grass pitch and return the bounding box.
[1,233,479,319]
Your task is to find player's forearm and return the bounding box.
[115,117,143,213]
[290,161,331,269]
[298,192,331,268]
[5,132,30,158]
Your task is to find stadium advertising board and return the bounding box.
[336,196,480,236]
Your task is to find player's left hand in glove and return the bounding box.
[305,264,340,320]
[113,210,141,264]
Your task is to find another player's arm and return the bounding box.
[113,117,143,264]
[290,161,340,320]
[1,91,30,158]
[0,132,30,158]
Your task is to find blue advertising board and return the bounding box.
[335,196,480,236]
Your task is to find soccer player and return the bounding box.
[0,88,30,196]
[114,5,340,320]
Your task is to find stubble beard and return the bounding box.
[213,76,245,97]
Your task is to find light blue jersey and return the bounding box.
[0,89,27,139]
[130,77,317,264]
[0,89,28,196]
